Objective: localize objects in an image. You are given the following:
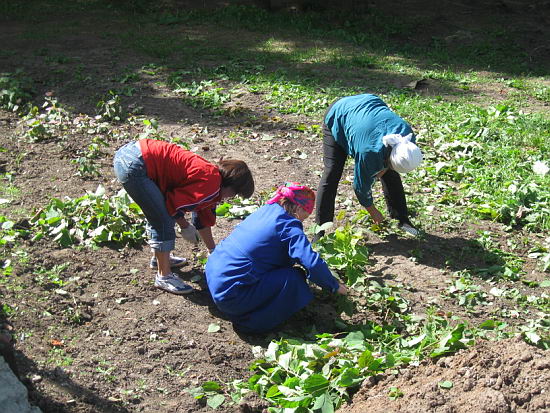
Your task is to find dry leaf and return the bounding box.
[51,339,64,347]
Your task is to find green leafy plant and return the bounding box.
[0,216,29,248]
[359,280,410,322]
[519,318,550,349]
[226,312,476,411]
[96,91,126,121]
[446,275,489,308]
[528,237,550,272]
[314,223,370,286]
[264,79,330,115]
[23,98,70,142]
[34,263,69,287]
[47,348,74,367]
[186,381,227,410]
[472,231,524,281]
[30,185,145,248]
[1,303,15,317]
[96,360,118,383]
[0,71,32,113]
[388,386,404,400]
[116,70,140,84]
[173,79,231,109]
[71,137,108,178]
[215,198,260,219]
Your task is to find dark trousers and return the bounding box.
[315,122,411,229]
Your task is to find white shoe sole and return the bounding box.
[154,284,194,295]
[400,224,419,237]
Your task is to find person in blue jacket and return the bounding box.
[205,182,348,334]
[315,94,423,237]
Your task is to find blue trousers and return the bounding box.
[113,141,176,252]
[211,267,313,334]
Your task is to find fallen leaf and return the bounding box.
[208,323,220,333]
[323,348,340,358]
[439,380,453,389]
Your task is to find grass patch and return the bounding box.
[1,2,549,412]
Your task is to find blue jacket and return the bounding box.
[325,94,415,207]
[206,203,339,307]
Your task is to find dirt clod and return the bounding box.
[339,338,550,413]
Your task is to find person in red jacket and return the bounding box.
[114,139,254,294]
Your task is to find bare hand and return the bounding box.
[367,206,384,224]
[175,216,189,228]
[337,283,348,295]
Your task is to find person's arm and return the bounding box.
[282,221,341,293]
[175,215,190,228]
[336,283,348,295]
[173,212,200,243]
[198,227,216,251]
[192,208,217,251]
[354,154,385,224]
[365,205,384,224]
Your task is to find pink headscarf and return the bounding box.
[266,182,315,214]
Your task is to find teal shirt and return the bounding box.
[324,94,415,207]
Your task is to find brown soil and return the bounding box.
[0,1,548,413]
[339,337,550,413]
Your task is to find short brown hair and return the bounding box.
[218,160,254,198]
[278,198,300,216]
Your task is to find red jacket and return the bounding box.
[139,139,221,227]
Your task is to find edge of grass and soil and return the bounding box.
[0,1,548,412]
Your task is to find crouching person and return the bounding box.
[205,182,348,334]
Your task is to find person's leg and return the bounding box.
[215,267,313,334]
[114,143,192,293]
[315,123,347,228]
[114,142,176,256]
[154,251,172,277]
[379,169,412,225]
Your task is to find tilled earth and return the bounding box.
[1,1,549,412]
[339,337,550,413]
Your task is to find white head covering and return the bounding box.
[382,133,423,174]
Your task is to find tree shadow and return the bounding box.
[1,0,548,132]
[0,323,131,413]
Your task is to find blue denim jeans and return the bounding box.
[113,141,176,252]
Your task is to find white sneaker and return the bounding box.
[154,273,193,295]
[399,223,420,237]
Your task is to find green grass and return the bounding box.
[1,2,549,412]
[160,58,549,231]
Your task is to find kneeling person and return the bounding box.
[206,182,347,334]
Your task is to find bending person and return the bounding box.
[315,93,423,237]
[113,138,254,295]
[206,182,348,334]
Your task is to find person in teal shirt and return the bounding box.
[315,94,423,237]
